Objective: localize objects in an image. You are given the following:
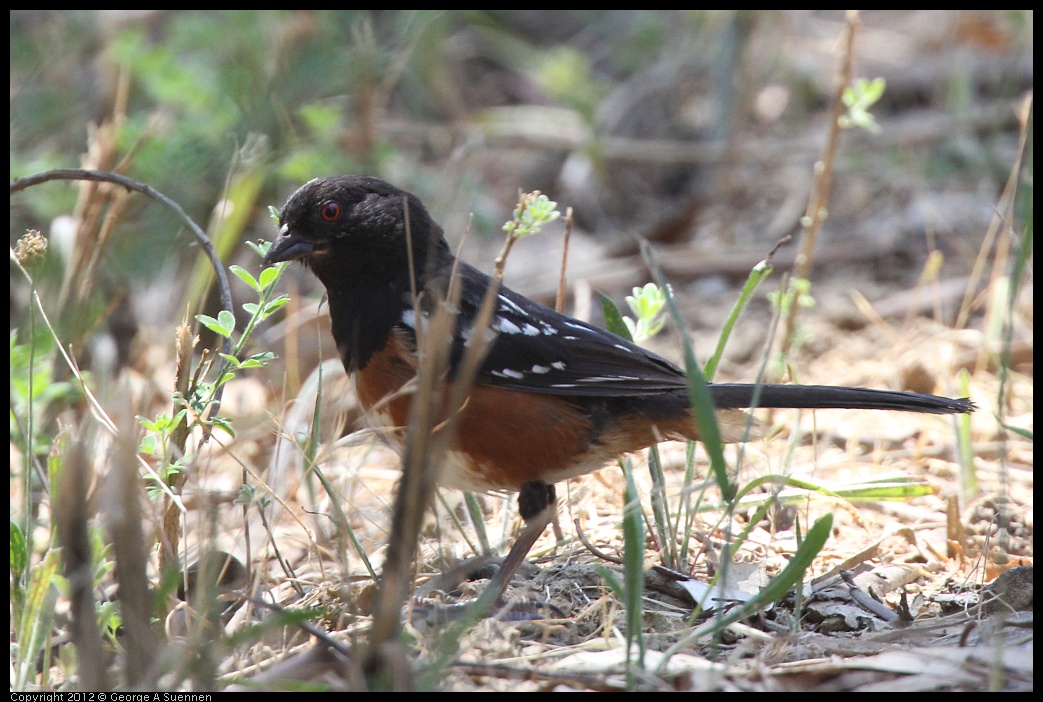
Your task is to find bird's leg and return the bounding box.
[412,481,558,623]
[481,480,556,606]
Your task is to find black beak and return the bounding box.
[262,224,315,265]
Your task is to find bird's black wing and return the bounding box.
[444,262,690,397]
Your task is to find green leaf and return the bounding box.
[196,310,235,338]
[620,460,646,668]
[138,434,158,455]
[218,310,235,334]
[596,564,624,600]
[239,351,277,368]
[1003,424,1032,441]
[137,415,160,432]
[218,353,244,369]
[839,77,885,133]
[260,296,290,318]
[502,193,561,237]
[137,410,186,434]
[235,484,256,505]
[597,292,633,341]
[259,266,279,291]
[622,283,667,343]
[10,521,28,581]
[704,260,772,380]
[14,549,60,690]
[247,240,270,258]
[230,264,260,292]
[195,314,222,334]
[860,76,886,102]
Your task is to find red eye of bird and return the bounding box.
[320,201,341,222]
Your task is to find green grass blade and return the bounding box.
[658,513,833,673]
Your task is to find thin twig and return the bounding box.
[555,207,574,314]
[10,168,235,414]
[573,518,624,565]
[777,10,860,364]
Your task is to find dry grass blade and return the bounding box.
[55,434,111,692]
[106,391,160,687]
[364,207,503,690]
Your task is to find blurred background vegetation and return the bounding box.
[11,10,1031,346]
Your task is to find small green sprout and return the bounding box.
[839,77,885,133]
[502,192,561,238]
[623,283,668,344]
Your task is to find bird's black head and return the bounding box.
[264,175,456,370]
[263,175,450,289]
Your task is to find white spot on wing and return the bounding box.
[494,317,522,335]
[551,361,567,371]
[531,365,550,374]
[491,368,525,380]
[498,295,526,315]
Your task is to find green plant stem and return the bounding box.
[705,260,773,381]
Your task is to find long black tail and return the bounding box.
[709,384,974,415]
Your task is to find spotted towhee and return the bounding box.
[263,175,973,606]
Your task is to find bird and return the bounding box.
[263,174,974,611]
